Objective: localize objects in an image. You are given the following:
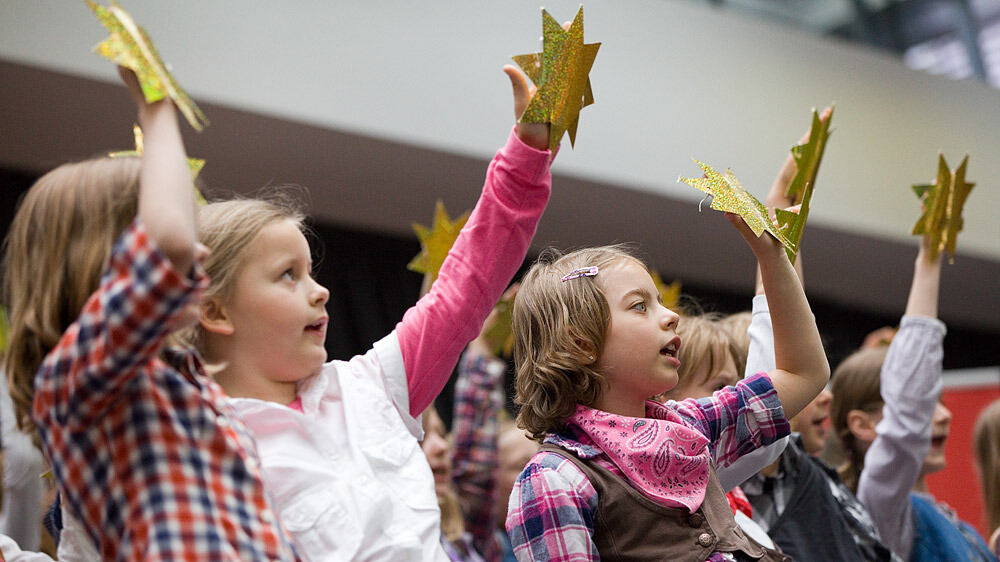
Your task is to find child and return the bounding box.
[2,69,298,560]
[974,399,1000,557]
[830,238,995,561]
[180,65,555,561]
[507,201,830,560]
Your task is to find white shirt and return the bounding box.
[230,332,448,562]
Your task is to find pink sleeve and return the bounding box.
[398,127,552,416]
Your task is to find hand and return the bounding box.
[725,211,786,263]
[766,106,832,209]
[504,65,550,151]
[118,66,146,108]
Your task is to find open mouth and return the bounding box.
[930,434,948,448]
[660,337,681,366]
[305,317,328,333]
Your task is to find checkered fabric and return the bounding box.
[33,220,299,561]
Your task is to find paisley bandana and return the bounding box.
[568,400,711,512]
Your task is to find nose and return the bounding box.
[659,304,680,331]
[310,277,330,307]
[933,402,952,426]
[816,388,833,409]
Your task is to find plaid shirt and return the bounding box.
[33,221,299,561]
[452,351,506,562]
[506,373,789,562]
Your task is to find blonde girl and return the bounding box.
[2,69,297,560]
[506,205,830,561]
[181,65,554,561]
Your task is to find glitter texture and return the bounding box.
[911,154,975,262]
[679,160,808,263]
[407,200,470,285]
[512,6,600,152]
[87,1,209,131]
[787,106,834,203]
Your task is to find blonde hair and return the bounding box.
[677,313,733,387]
[829,346,888,492]
[719,311,752,377]
[974,399,1000,537]
[513,245,645,441]
[3,157,141,435]
[174,195,305,353]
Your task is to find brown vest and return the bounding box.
[540,444,792,562]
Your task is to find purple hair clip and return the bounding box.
[561,266,599,282]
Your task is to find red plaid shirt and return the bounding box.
[33,221,299,561]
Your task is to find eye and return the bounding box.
[280,268,295,281]
[632,301,647,312]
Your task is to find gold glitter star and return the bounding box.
[786,106,834,204]
[513,7,600,152]
[481,296,516,358]
[650,271,682,311]
[911,154,975,262]
[108,124,207,204]
[407,201,470,285]
[87,0,208,131]
[679,160,806,263]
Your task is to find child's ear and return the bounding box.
[846,409,878,443]
[199,297,234,335]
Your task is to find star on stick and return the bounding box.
[87,0,209,131]
[407,201,471,285]
[108,124,207,204]
[786,106,834,204]
[481,296,516,358]
[911,154,975,262]
[679,160,809,263]
[512,7,600,152]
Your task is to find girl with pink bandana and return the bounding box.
[505,210,829,561]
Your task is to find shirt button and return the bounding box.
[261,509,274,523]
[217,417,229,428]
[688,513,704,527]
[697,533,713,547]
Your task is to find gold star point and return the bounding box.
[650,271,682,311]
[787,106,834,203]
[482,296,516,358]
[513,6,600,152]
[407,201,470,285]
[108,124,207,204]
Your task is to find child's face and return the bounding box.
[922,400,953,476]
[420,408,452,497]
[594,259,682,408]
[223,219,330,384]
[791,387,832,456]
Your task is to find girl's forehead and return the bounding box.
[596,257,652,289]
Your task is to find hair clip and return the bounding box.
[561,266,599,282]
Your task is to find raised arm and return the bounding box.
[856,239,945,560]
[727,213,829,420]
[398,68,552,416]
[120,68,198,273]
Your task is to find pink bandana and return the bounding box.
[568,400,711,512]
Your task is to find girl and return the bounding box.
[2,68,298,560]
[507,204,830,560]
[180,65,555,561]
[974,399,1000,557]
[830,238,995,561]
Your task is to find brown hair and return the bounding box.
[3,157,141,435]
[173,194,305,355]
[829,346,888,492]
[974,399,1000,537]
[513,245,644,441]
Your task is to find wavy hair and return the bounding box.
[513,245,645,441]
[3,157,141,437]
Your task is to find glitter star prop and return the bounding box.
[109,124,207,204]
[650,271,682,311]
[679,160,808,263]
[512,7,600,152]
[786,106,834,204]
[481,295,516,358]
[911,154,975,262]
[407,201,470,285]
[87,0,209,131]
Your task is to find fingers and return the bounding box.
[118,66,147,108]
[503,64,531,120]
